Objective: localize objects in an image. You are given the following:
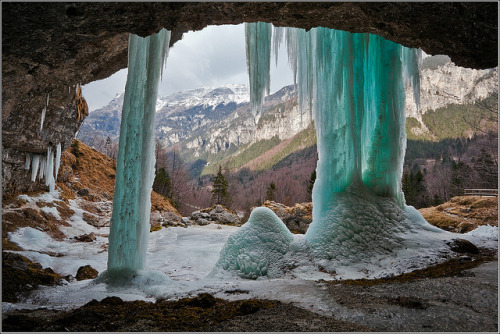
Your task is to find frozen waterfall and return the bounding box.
[106,29,171,276]
[215,23,450,278]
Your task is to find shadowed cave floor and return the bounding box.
[2,250,497,332]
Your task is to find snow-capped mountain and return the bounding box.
[78,84,252,146]
[157,84,249,112]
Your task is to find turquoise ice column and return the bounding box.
[107,29,170,274]
[270,26,421,263]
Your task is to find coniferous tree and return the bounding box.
[402,167,430,208]
[473,148,498,189]
[211,166,230,206]
[449,160,473,197]
[432,193,444,206]
[265,182,277,201]
[153,167,173,202]
[307,170,316,201]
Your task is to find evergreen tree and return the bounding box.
[473,148,498,189]
[265,182,277,201]
[432,193,443,206]
[449,160,473,197]
[307,170,316,201]
[402,167,430,208]
[211,166,230,206]
[153,168,175,206]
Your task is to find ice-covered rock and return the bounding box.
[215,207,293,279]
[150,211,184,229]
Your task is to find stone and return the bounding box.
[75,265,99,281]
[262,201,313,234]
[211,211,240,225]
[447,239,480,255]
[196,218,211,226]
[74,232,96,242]
[77,188,90,196]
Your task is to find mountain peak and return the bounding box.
[158,84,250,110]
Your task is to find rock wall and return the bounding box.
[405,58,498,123]
[2,2,497,194]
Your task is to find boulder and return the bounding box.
[262,201,313,234]
[151,211,184,228]
[192,204,241,226]
[447,238,480,254]
[77,188,90,197]
[196,218,211,226]
[75,265,99,281]
[74,232,96,242]
[181,217,192,226]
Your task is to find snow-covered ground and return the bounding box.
[3,191,498,315]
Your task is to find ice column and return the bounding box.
[107,29,171,274]
[242,26,434,269]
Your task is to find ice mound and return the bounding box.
[215,207,294,279]
[305,181,453,277]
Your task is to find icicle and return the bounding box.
[245,22,272,118]
[24,153,32,170]
[31,154,40,182]
[54,143,61,181]
[272,26,284,66]
[46,93,50,107]
[45,146,53,188]
[49,174,56,193]
[40,107,46,132]
[38,157,46,180]
[108,28,171,274]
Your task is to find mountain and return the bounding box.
[78,55,498,177]
[405,55,498,139]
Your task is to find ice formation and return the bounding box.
[245,22,272,117]
[24,142,60,192]
[31,154,40,182]
[106,28,171,276]
[24,153,31,170]
[215,207,293,278]
[215,23,451,278]
[55,143,62,181]
[40,107,46,132]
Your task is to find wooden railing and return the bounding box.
[464,189,498,197]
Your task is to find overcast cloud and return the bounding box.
[83,24,293,111]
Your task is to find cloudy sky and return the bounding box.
[83,24,294,111]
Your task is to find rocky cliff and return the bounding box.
[405,56,498,134]
[2,2,497,194]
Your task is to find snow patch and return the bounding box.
[41,206,61,220]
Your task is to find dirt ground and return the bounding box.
[3,251,497,332]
